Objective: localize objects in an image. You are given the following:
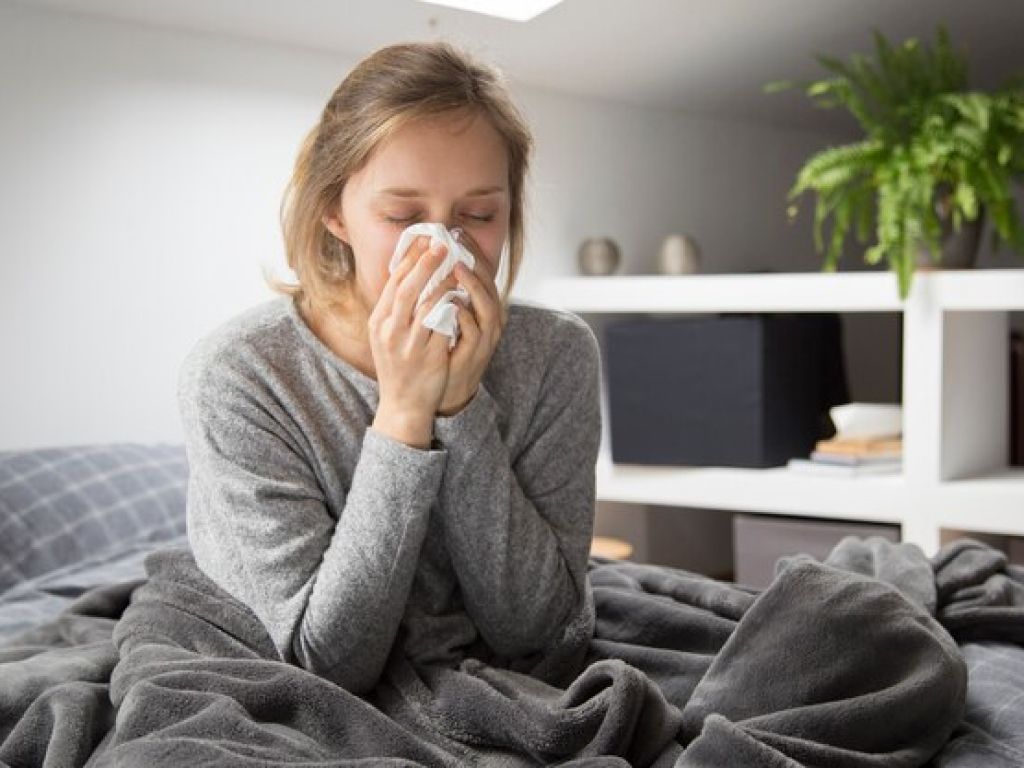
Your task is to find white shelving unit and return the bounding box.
[537,269,1024,556]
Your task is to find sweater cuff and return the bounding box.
[433,383,500,448]
[362,427,447,493]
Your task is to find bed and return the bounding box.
[0,442,1022,766]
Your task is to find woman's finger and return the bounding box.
[454,262,497,339]
[409,275,459,347]
[457,303,480,343]
[454,229,499,286]
[460,242,506,333]
[375,235,432,319]
[391,240,448,326]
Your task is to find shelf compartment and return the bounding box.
[545,269,1024,554]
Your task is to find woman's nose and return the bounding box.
[451,227,481,258]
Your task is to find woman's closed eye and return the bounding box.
[384,213,495,224]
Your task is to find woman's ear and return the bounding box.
[322,213,349,245]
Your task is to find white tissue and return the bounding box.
[387,222,476,349]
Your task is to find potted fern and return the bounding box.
[766,26,1024,298]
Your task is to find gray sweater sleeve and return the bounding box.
[431,316,602,659]
[178,352,446,695]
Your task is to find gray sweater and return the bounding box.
[177,294,602,695]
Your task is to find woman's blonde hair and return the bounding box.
[267,41,533,316]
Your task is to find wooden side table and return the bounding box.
[590,536,634,561]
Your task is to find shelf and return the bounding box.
[595,456,906,525]
[595,460,1024,537]
[935,468,1024,535]
[539,269,1024,314]
[548,268,1024,554]
[540,272,902,313]
[913,270,1024,311]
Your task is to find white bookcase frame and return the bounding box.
[537,269,1024,556]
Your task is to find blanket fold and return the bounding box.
[2,536,1021,767]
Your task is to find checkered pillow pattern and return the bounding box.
[0,442,188,592]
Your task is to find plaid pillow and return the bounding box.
[0,443,188,592]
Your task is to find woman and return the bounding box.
[178,40,602,698]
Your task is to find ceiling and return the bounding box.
[12,0,1024,136]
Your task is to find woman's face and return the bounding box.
[323,109,511,314]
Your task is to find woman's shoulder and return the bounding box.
[178,296,296,394]
[505,299,599,366]
[497,301,601,424]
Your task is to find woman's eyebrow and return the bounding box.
[375,185,506,198]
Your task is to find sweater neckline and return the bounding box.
[283,295,380,399]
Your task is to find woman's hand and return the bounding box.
[369,235,455,448]
[437,231,507,417]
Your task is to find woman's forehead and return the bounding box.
[360,162,507,203]
[366,114,506,178]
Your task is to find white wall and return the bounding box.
[0,1,846,451]
[515,86,835,282]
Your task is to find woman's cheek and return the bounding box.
[361,240,395,307]
[376,230,403,284]
[476,252,499,283]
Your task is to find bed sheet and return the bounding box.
[931,641,1024,766]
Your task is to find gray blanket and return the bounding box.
[1,536,1021,767]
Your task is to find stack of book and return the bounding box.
[787,403,903,477]
[788,437,902,477]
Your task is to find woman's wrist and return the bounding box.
[371,404,434,449]
[437,386,478,418]
[437,397,470,418]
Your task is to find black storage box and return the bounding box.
[604,313,848,468]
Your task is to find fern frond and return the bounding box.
[766,23,1024,292]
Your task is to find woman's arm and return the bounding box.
[431,316,602,659]
[178,356,445,696]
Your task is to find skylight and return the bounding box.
[415,0,564,22]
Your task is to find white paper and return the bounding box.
[387,223,476,349]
